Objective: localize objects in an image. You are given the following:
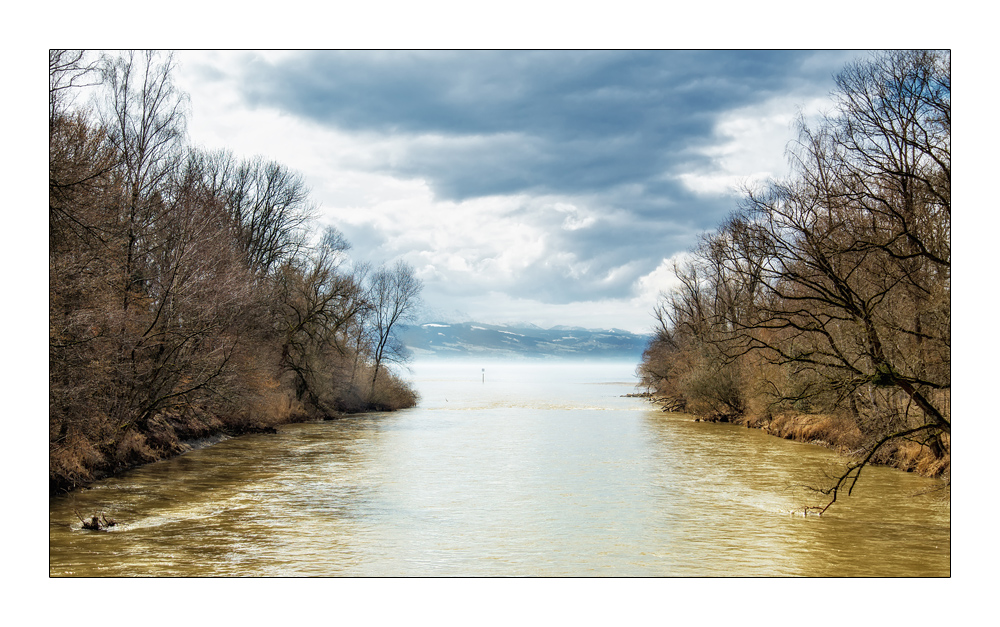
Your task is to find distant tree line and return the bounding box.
[638,50,950,508]
[50,50,422,493]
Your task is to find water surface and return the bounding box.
[50,360,950,576]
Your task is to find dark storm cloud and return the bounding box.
[227,50,858,311]
[245,51,797,136]
[240,50,850,208]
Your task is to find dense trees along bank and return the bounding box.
[637,51,950,508]
[49,51,421,494]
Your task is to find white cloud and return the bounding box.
[411,250,698,334]
[170,51,840,333]
[551,202,597,231]
[172,58,714,334]
[675,94,834,197]
[633,252,692,303]
[674,172,751,197]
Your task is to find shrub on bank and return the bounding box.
[367,374,419,412]
[49,365,421,494]
[336,363,419,413]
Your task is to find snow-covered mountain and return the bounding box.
[396,321,650,360]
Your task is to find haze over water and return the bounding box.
[49,360,949,576]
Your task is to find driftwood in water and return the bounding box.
[75,509,117,531]
[656,397,687,412]
[623,393,687,412]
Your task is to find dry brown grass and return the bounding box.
[874,433,950,478]
[49,384,310,493]
[262,389,307,423]
[246,388,309,427]
[50,361,422,494]
[50,434,104,491]
[760,412,864,451]
[114,430,158,468]
[748,411,950,478]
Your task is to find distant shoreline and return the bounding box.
[399,321,650,361]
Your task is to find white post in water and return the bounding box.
[482,368,485,383]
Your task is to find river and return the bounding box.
[49,360,950,576]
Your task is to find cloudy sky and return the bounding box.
[171,50,861,333]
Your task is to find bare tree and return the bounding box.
[97,50,190,319]
[739,51,949,418]
[188,149,314,276]
[639,50,949,511]
[737,51,950,509]
[49,49,100,121]
[364,261,423,397]
[273,227,367,415]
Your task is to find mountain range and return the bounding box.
[396,321,650,360]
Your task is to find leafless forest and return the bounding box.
[50,51,422,493]
[638,51,950,506]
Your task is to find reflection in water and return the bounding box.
[640,416,949,576]
[50,360,949,576]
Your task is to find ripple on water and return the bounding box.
[50,361,949,576]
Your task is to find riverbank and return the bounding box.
[50,404,299,496]
[646,395,950,479]
[49,385,418,496]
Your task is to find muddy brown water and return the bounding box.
[49,361,949,576]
